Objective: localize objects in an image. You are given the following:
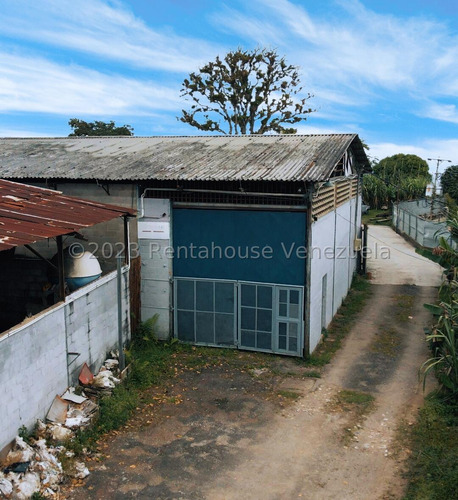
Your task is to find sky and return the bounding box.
[1,0,458,172]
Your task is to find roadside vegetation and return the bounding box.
[361,208,391,226]
[305,274,371,367]
[362,154,431,210]
[403,218,458,499]
[62,274,371,459]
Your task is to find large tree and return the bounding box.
[363,153,431,209]
[68,119,134,136]
[372,153,431,183]
[179,48,314,135]
[441,165,458,202]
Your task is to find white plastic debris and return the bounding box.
[92,370,120,389]
[104,359,119,370]
[65,416,89,429]
[0,476,13,498]
[71,462,90,479]
[62,388,87,405]
[10,472,41,500]
[34,439,62,470]
[4,436,34,466]
[48,423,73,442]
[35,419,47,439]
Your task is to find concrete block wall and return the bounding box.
[65,269,130,383]
[0,268,130,453]
[0,306,68,453]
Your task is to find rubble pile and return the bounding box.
[0,354,122,498]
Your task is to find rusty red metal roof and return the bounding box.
[0,180,136,251]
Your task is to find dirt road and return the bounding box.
[68,226,442,499]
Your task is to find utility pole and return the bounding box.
[428,157,451,217]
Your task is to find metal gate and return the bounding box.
[174,278,303,356]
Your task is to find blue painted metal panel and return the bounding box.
[173,209,306,286]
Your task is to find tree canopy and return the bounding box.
[179,48,314,135]
[68,119,134,136]
[441,165,458,202]
[372,154,431,183]
[363,153,431,209]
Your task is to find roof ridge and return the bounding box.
[0,133,357,140]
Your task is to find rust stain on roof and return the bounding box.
[0,180,136,251]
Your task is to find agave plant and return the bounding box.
[422,297,458,398]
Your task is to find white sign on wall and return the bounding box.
[138,221,170,240]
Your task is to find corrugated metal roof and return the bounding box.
[0,134,370,183]
[0,180,135,251]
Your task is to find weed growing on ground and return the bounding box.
[394,294,415,322]
[403,393,458,500]
[327,389,375,445]
[277,390,302,400]
[370,327,401,358]
[65,275,370,457]
[303,275,372,367]
[415,247,444,265]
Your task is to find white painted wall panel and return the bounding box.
[308,194,362,354]
[139,199,172,340]
[309,210,336,352]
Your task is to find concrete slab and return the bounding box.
[366,225,443,286]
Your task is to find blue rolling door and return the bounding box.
[173,209,307,356]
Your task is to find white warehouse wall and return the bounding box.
[308,196,361,353]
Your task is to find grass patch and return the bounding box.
[415,247,444,265]
[65,275,370,456]
[303,274,372,367]
[302,370,322,378]
[403,393,458,500]
[277,390,301,400]
[328,389,376,445]
[370,327,401,358]
[394,294,415,322]
[336,390,375,407]
[362,208,392,226]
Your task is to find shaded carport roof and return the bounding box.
[0,134,370,183]
[0,179,136,251]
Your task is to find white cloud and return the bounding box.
[369,139,458,171]
[0,0,223,73]
[0,52,181,115]
[421,103,458,124]
[211,0,458,125]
